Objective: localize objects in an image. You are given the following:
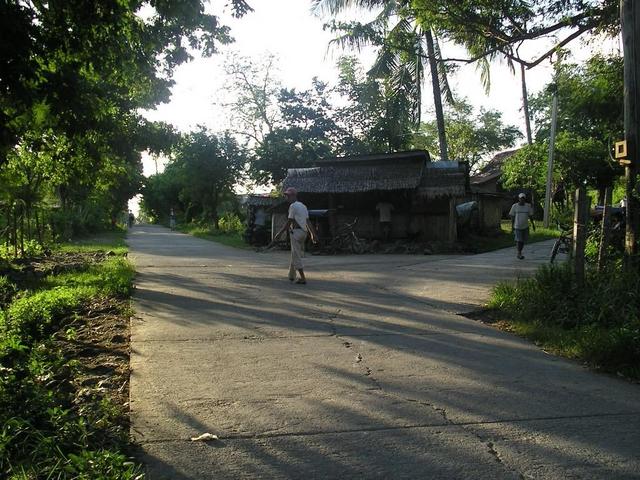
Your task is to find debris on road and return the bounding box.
[190,433,219,442]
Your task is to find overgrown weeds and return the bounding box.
[178,222,248,249]
[0,236,143,478]
[488,262,640,379]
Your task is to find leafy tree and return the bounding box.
[1,0,252,248]
[411,1,618,70]
[220,53,282,147]
[252,81,339,184]
[412,99,521,169]
[313,0,456,160]
[503,55,623,204]
[334,56,413,153]
[143,129,244,226]
[502,142,549,200]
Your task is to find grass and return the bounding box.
[177,224,248,249]
[55,229,128,256]
[0,233,143,478]
[487,262,640,380]
[463,220,559,253]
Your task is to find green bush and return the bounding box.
[218,212,243,234]
[0,276,17,308]
[4,286,94,342]
[0,240,44,259]
[46,257,135,297]
[489,262,640,377]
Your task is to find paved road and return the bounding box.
[128,225,640,480]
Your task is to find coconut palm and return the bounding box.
[312,0,455,160]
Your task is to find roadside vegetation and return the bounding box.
[177,213,248,250]
[0,230,144,478]
[487,259,640,380]
[462,220,559,254]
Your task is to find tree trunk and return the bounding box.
[425,29,449,162]
[521,63,533,145]
[34,208,43,245]
[20,206,24,256]
[621,0,640,266]
[12,206,17,257]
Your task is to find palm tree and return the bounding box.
[312,0,454,160]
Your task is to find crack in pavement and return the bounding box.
[134,411,640,445]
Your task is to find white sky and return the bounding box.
[131,0,621,213]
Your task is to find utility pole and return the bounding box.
[621,0,639,264]
[543,83,559,228]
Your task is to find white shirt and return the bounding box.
[509,202,533,230]
[288,201,309,231]
[376,202,394,222]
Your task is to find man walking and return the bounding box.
[509,193,536,259]
[274,188,318,284]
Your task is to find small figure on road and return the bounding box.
[169,208,176,230]
[128,210,135,228]
[273,187,318,284]
[509,193,536,260]
[375,200,394,242]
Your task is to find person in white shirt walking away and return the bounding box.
[273,188,318,284]
[509,193,536,260]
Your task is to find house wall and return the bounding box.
[272,193,459,243]
[476,195,504,232]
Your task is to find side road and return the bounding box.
[128,225,640,480]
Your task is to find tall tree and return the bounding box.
[411,1,618,70]
[503,55,623,203]
[312,0,457,159]
[220,53,281,148]
[412,99,521,171]
[172,129,245,226]
[143,129,244,225]
[1,0,252,243]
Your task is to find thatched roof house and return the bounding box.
[283,150,466,198]
[278,150,467,243]
[240,194,279,208]
[470,148,520,193]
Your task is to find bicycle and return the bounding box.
[550,222,572,263]
[324,218,366,254]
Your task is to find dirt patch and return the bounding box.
[54,297,132,416]
[463,308,516,331]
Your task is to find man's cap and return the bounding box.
[284,187,297,196]
[518,193,526,199]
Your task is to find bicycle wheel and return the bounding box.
[351,239,366,254]
[550,238,562,263]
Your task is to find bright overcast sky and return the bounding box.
[139,0,622,178]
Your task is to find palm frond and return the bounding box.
[310,0,389,18]
[476,56,491,93]
[368,43,399,78]
[326,20,385,52]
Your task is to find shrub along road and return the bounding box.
[128,225,640,479]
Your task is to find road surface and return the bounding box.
[128,225,640,479]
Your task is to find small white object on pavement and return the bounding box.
[190,433,219,442]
